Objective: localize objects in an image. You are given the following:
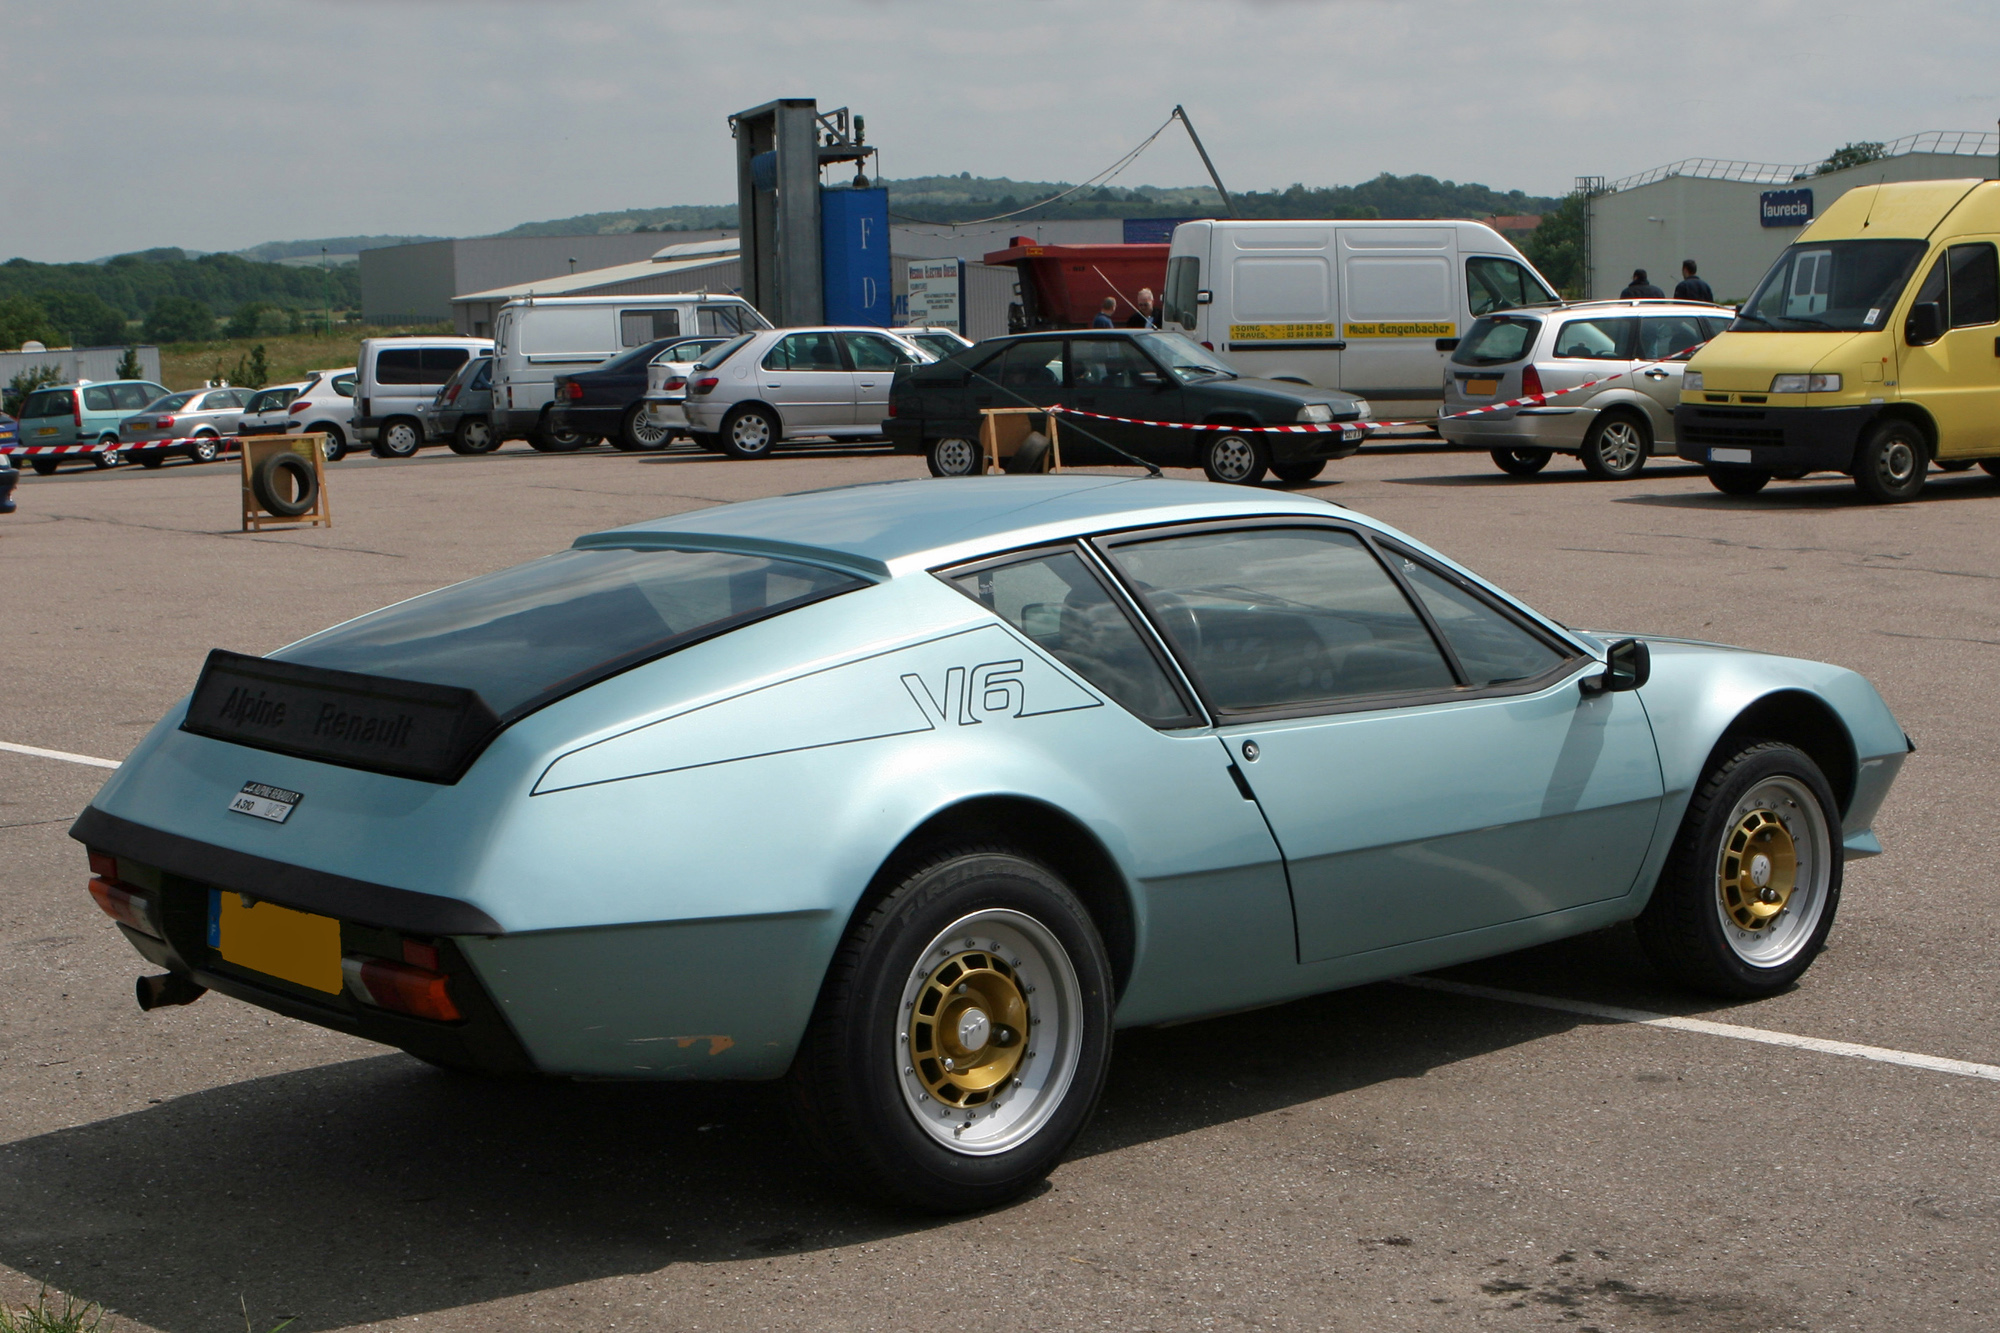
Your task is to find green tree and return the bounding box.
[42,291,127,346]
[143,295,215,343]
[4,364,64,416]
[116,346,144,380]
[225,301,293,339]
[0,296,56,349]
[1819,141,1889,174]
[1521,191,1590,297]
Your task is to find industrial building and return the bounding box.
[1584,130,1997,301]
[360,231,735,324]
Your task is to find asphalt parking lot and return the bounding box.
[4,441,1999,1333]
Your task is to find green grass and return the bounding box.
[156,323,453,391]
[0,1289,103,1333]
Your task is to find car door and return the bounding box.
[205,389,247,434]
[1634,314,1712,449]
[1897,240,2000,458]
[842,331,919,432]
[759,332,856,433]
[1066,336,1184,466]
[1547,313,1639,414]
[1100,522,1663,964]
[970,338,1067,417]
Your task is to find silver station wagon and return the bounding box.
[1440,299,1732,479]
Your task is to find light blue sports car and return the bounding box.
[75,476,1909,1210]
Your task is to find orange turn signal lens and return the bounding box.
[89,877,159,938]
[342,956,461,1022]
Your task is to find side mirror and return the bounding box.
[1580,637,1650,695]
[1906,302,1945,346]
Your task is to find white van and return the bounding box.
[355,336,493,457]
[1162,220,1557,412]
[490,294,770,449]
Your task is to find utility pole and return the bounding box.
[321,246,331,334]
[1173,105,1236,218]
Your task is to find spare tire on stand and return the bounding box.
[252,450,319,518]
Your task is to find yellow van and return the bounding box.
[1676,178,2000,502]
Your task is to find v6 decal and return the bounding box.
[903,660,1029,725]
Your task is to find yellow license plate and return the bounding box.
[1465,378,1499,396]
[210,891,343,993]
[35,426,58,435]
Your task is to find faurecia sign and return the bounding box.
[1760,188,1815,228]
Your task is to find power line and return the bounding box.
[889,114,1183,229]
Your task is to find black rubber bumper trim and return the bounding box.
[71,806,505,936]
[1674,403,1878,470]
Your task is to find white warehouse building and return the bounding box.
[1584,131,1997,302]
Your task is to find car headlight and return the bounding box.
[1682,371,1703,391]
[1348,398,1370,421]
[1296,403,1334,423]
[1770,373,1841,393]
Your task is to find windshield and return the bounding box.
[694,334,755,372]
[595,340,675,375]
[1135,331,1238,381]
[1737,239,1927,332]
[1452,315,1542,366]
[275,547,866,719]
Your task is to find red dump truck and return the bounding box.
[983,238,1170,332]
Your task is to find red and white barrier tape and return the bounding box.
[2,436,240,458]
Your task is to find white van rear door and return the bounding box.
[1337,228,1457,405]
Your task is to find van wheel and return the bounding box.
[374,419,422,459]
[1936,459,1974,472]
[1706,466,1771,496]
[1489,447,1551,476]
[720,406,780,459]
[1202,432,1268,485]
[927,437,980,476]
[1981,460,2000,478]
[1271,460,1326,483]
[1580,412,1648,479]
[1852,419,1928,504]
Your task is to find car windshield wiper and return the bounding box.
[1174,366,1234,381]
[1732,312,1778,330]
[1776,315,1837,330]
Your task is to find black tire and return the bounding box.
[140,455,166,470]
[1579,411,1649,479]
[720,405,781,460]
[312,424,347,461]
[449,415,497,455]
[1201,431,1269,485]
[1706,465,1771,496]
[1271,459,1327,484]
[1936,459,1975,472]
[1635,741,1842,998]
[1489,447,1551,476]
[30,458,55,476]
[1982,459,2000,478]
[927,436,980,477]
[785,848,1114,1213]
[251,451,318,518]
[529,412,591,453]
[615,403,672,452]
[374,418,423,459]
[688,431,723,454]
[1852,419,1928,503]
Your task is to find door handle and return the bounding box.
[765,383,781,389]
[1643,369,1669,379]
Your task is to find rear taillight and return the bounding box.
[73,396,82,426]
[886,398,898,418]
[86,851,159,938]
[693,377,718,394]
[343,950,461,1022]
[1520,364,1544,399]
[559,381,583,400]
[444,384,461,405]
[289,400,310,415]
[663,377,686,391]
[157,416,174,430]
[1200,341,1214,351]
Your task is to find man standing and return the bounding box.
[1620,269,1665,299]
[1674,260,1716,304]
[1125,288,1158,329]
[1091,297,1117,329]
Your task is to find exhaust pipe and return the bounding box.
[136,973,207,1011]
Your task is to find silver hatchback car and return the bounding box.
[119,387,254,464]
[682,327,935,459]
[1439,299,1731,479]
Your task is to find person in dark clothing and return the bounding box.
[1124,288,1158,329]
[1620,269,1665,299]
[1674,260,1716,304]
[1091,297,1116,329]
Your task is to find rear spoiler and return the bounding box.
[180,649,500,784]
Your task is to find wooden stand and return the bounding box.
[978,408,1064,475]
[240,434,332,532]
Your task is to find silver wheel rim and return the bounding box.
[1599,420,1643,470]
[1714,775,1832,968]
[895,908,1083,1157]
[102,450,120,466]
[464,420,490,449]
[934,437,977,475]
[730,413,773,452]
[631,413,668,446]
[1210,434,1256,482]
[1878,438,1918,485]
[388,425,417,454]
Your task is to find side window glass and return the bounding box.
[332,374,356,398]
[764,332,844,372]
[698,305,747,336]
[110,384,150,410]
[1393,555,1569,687]
[842,333,905,370]
[950,550,1195,727]
[1553,317,1635,360]
[420,348,468,383]
[1107,527,1455,713]
[993,339,1066,388]
[83,386,115,411]
[1640,316,1706,361]
[1071,338,1162,388]
[1948,243,1999,328]
[375,349,423,384]
[471,361,492,389]
[1466,256,1547,315]
[1163,255,1201,330]
[1699,316,1732,341]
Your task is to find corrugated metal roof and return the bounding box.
[452,244,741,304]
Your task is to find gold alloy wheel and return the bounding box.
[1718,807,1799,931]
[907,949,1029,1109]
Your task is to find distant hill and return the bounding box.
[0,248,363,323]
[234,235,447,263]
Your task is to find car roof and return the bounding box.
[1484,298,1732,316]
[575,476,1368,579]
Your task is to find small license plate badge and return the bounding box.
[1709,447,1754,464]
[229,781,302,823]
[1465,377,1500,396]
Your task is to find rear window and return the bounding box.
[152,392,196,412]
[1452,316,1541,366]
[21,390,74,419]
[695,334,755,371]
[274,547,867,719]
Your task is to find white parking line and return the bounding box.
[0,740,121,769]
[1400,976,2000,1084]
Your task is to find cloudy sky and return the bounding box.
[5,0,1996,263]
